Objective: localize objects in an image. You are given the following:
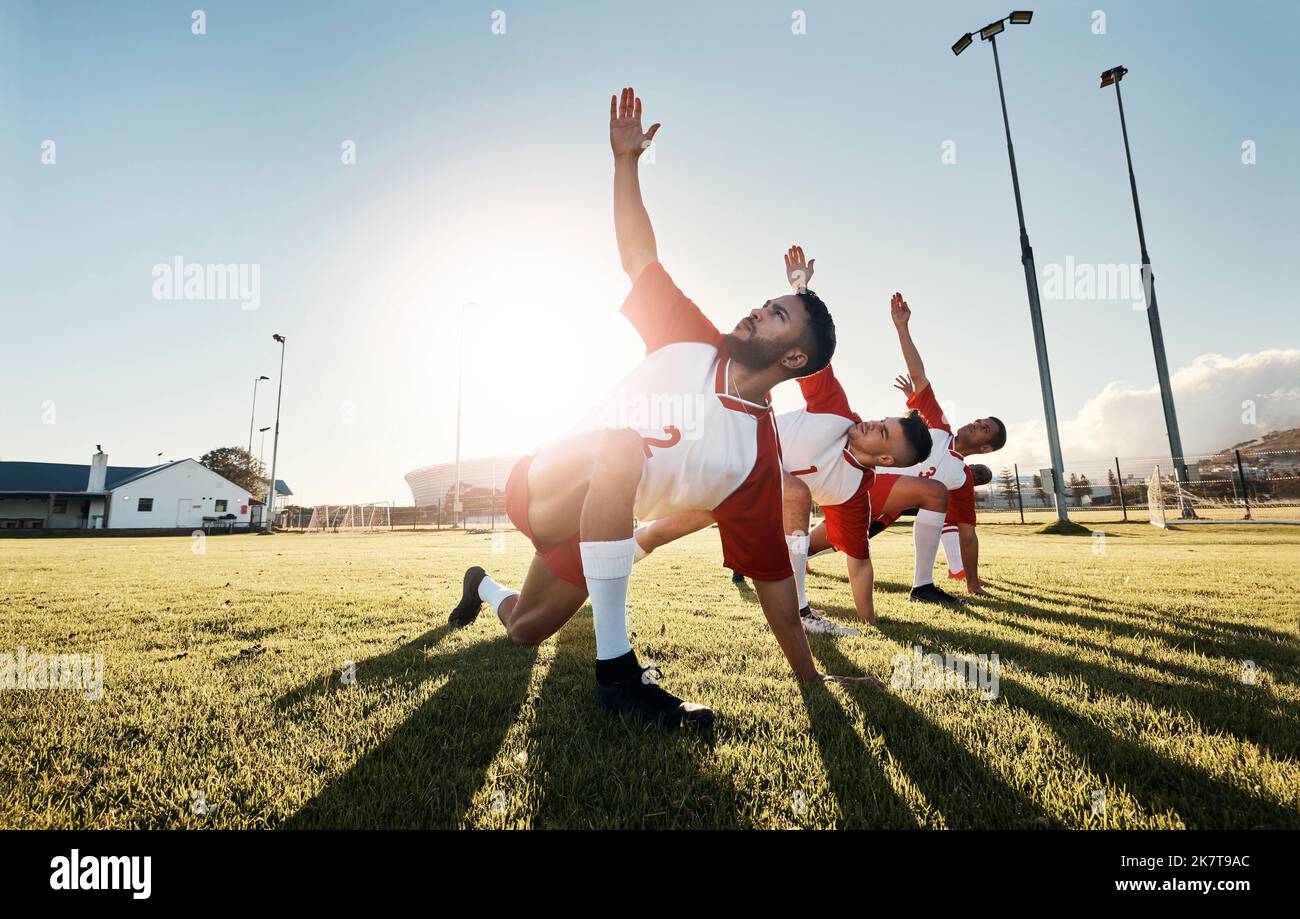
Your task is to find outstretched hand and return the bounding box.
[890,291,911,328]
[893,373,915,396]
[610,87,660,159]
[784,245,815,290]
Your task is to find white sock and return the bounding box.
[632,527,650,563]
[580,538,636,660]
[913,509,946,587]
[941,526,963,576]
[478,575,519,626]
[787,533,809,609]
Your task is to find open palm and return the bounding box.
[610,86,660,159]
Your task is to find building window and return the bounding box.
[138,498,154,512]
[53,499,68,513]
[214,499,228,513]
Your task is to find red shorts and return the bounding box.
[868,473,903,530]
[505,455,588,593]
[821,472,876,560]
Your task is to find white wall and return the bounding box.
[108,460,252,529]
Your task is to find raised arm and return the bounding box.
[610,87,661,281]
[890,292,929,392]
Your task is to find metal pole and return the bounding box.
[1236,449,1252,520]
[1013,462,1025,524]
[990,35,1069,522]
[264,339,286,532]
[1112,80,1192,517]
[1116,456,1128,522]
[453,305,469,530]
[247,377,261,456]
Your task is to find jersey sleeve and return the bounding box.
[619,262,722,354]
[945,467,977,526]
[797,363,859,421]
[907,382,951,433]
[711,422,792,581]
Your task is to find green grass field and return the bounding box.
[2,521,1298,829]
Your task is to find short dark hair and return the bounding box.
[970,463,994,487]
[988,416,1007,452]
[792,289,836,378]
[898,409,932,466]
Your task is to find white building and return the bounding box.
[0,449,253,531]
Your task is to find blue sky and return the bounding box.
[2,0,1297,503]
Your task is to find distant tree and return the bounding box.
[1033,474,1047,506]
[199,446,267,496]
[998,467,1018,509]
[1107,468,1121,505]
[1072,473,1091,501]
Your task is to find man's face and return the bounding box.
[958,417,1000,454]
[845,416,914,467]
[723,294,809,373]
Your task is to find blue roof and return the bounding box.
[0,461,163,493]
[274,479,293,496]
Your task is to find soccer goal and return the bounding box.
[304,503,393,533]
[1148,465,1300,527]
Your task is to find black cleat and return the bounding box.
[449,566,487,627]
[909,582,963,607]
[597,664,714,729]
[731,570,746,584]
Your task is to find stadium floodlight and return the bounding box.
[247,374,269,455]
[952,8,1070,522]
[1099,64,1127,88]
[265,334,287,532]
[1099,65,1193,517]
[952,32,973,55]
[453,303,479,528]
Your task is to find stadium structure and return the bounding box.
[404,456,520,525]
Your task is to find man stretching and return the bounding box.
[449,88,874,728]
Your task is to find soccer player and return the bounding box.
[942,463,992,593]
[449,88,875,729]
[876,293,1006,597]
[636,248,937,632]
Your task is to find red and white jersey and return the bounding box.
[895,383,968,491]
[776,365,871,507]
[566,262,791,581]
[776,364,876,560]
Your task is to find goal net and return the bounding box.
[304,503,393,533]
[1147,465,1300,526]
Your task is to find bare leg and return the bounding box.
[500,554,589,646]
[634,509,716,556]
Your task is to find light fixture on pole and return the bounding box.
[1099,64,1193,516]
[952,9,1070,522]
[453,303,478,529]
[264,334,286,532]
[258,426,271,465]
[247,375,269,455]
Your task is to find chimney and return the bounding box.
[88,448,108,492]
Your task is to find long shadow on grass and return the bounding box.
[810,632,1054,829]
[994,579,1298,666]
[523,624,737,829]
[876,610,1299,761]
[276,624,538,828]
[873,617,1300,828]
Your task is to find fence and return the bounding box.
[977,449,1300,523]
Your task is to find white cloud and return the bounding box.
[1006,349,1300,467]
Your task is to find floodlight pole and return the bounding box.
[987,33,1070,522]
[264,336,286,532]
[453,303,474,529]
[1107,75,1193,517]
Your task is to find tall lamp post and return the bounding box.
[1100,65,1193,517]
[247,375,269,455]
[953,10,1070,522]
[264,334,286,532]
[453,303,477,528]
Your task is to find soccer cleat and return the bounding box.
[947,570,966,581]
[596,665,714,729]
[731,570,747,584]
[800,606,861,637]
[448,565,487,627]
[909,582,963,606]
